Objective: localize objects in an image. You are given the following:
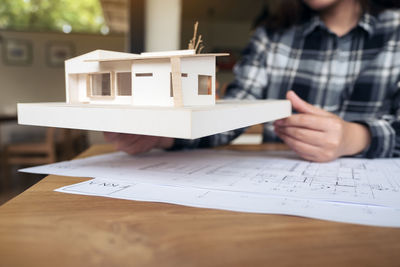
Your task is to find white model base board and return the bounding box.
[18,100,291,139]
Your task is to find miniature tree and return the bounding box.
[187,21,205,54]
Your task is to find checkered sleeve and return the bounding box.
[357,84,400,158]
[170,27,269,150]
[224,27,269,100]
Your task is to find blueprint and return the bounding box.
[55,177,400,228]
[21,150,400,209]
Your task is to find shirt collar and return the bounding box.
[301,12,377,37]
[301,15,323,37]
[357,12,377,36]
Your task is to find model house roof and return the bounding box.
[78,49,229,63]
[65,50,140,63]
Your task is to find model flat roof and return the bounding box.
[84,53,230,63]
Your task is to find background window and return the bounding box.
[117,72,132,96]
[90,73,111,96]
[0,0,107,34]
[198,75,212,95]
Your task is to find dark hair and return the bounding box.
[253,0,400,30]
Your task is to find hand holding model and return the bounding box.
[274,91,371,162]
[104,132,174,155]
[105,90,372,162]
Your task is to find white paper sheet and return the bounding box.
[55,177,400,228]
[21,150,400,209]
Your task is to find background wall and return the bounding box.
[0,31,125,111]
[0,31,125,144]
[181,0,266,89]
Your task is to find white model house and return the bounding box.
[65,49,228,107]
[18,49,291,139]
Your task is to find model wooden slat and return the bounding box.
[170,57,184,107]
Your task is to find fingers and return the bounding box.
[157,137,175,149]
[275,131,334,162]
[275,130,320,159]
[123,135,160,154]
[286,91,330,116]
[274,125,325,147]
[104,132,120,142]
[286,90,318,114]
[274,114,329,131]
[275,91,346,162]
[104,132,165,155]
[114,134,142,151]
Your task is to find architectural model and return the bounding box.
[18,48,291,139]
[66,49,222,107]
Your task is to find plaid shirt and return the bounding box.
[174,9,400,158]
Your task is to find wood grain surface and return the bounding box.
[0,144,399,267]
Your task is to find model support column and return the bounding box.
[171,56,183,107]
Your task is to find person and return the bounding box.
[105,0,400,162]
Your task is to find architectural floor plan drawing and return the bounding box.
[54,177,400,228]
[21,150,400,209]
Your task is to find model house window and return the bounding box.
[170,73,188,97]
[198,75,212,95]
[135,73,153,77]
[117,72,132,96]
[89,73,111,96]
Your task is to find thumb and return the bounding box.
[286,90,327,115]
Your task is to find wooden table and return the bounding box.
[0,144,399,267]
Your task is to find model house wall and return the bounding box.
[132,58,173,106]
[65,50,134,105]
[64,49,224,107]
[181,56,215,106]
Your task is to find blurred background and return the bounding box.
[0,0,268,203]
